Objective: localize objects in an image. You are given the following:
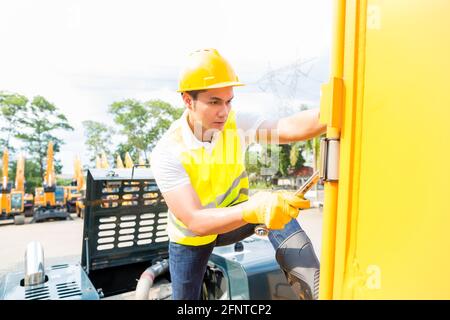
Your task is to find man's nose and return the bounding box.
[217,103,230,118]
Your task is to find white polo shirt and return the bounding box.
[150,109,267,193]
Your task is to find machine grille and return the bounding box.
[96,212,168,251]
[56,281,82,299]
[25,285,50,300]
[51,264,69,270]
[95,180,168,252]
[1,264,99,300]
[82,169,169,273]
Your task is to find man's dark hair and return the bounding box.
[182,90,206,101]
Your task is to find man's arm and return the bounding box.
[162,183,248,236]
[256,108,326,144]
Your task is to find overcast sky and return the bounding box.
[0,0,332,175]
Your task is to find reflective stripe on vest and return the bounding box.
[167,110,249,246]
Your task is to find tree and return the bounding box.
[9,158,43,194]
[82,120,115,165]
[109,99,183,162]
[299,134,324,172]
[278,144,292,176]
[0,91,28,153]
[257,143,281,177]
[114,143,139,166]
[289,142,306,172]
[16,96,74,182]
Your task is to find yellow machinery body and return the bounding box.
[1,152,26,216]
[0,193,11,216]
[124,152,134,169]
[24,194,33,202]
[23,192,34,214]
[73,155,86,217]
[116,155,124,169]
[11,154,26,214]
[65,185,81,214]
[65,186,79,202]
[44,189,56,206]
[75,190,85,218]
[34,187,44,207]
[37,141,66,208]
[319,0,450,299]
[1,148,12,216]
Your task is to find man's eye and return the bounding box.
[210,101,218,105]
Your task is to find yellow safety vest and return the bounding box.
[167,110,249,246]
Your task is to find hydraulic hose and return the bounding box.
[135,259,169,300]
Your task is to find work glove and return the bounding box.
[242,191,310,230]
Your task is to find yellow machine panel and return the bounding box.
[320,0,450,299]
[34,187,44,207]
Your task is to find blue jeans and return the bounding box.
[168,219,303,300]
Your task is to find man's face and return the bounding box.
[184,86,234,133]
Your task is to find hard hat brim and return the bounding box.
[177,81,245,93]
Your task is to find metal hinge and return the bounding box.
[320,138,340,182]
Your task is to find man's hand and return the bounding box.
[242,191,310,229]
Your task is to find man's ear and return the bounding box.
[182,93,194,111]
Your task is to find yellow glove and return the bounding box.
[242,191,310,230]
[274,190,311,217]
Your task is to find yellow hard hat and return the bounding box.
[177,48,244,92]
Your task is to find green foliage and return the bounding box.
[15,95,74,182]
[108,99,183,160]
[0,91,28,153]
[56,177,72,186]
[249,179,271,190]
[245,148,260,175]
[115,143,138,164]
[278,144,291,176]
[258,144,280,176]
[289,142,306,171]
[245,141,309,182]
[82,120,115,164]
[9,158,43,194]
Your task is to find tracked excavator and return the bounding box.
[65,156,83,213]
[0,148,26,225]
[14,155,35,217]
[124,152,133,169]
[74,156,86,218]
[11,154,31,223]
[116,155,124,169]
[32,142,70,223]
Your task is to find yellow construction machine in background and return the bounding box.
[65,156,83,214]
[72,156,86,218]
[0,149,27,225]
[11,154,25,218]
[16,154,35,216]
[32,142,70,222]
[124,152,133,169]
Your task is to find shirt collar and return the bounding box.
[180,109,220,150]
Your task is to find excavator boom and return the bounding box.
[124,152,134,169]
[15,154,25,192]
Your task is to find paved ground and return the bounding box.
[0,201,323,299]
[0,214,84,276]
